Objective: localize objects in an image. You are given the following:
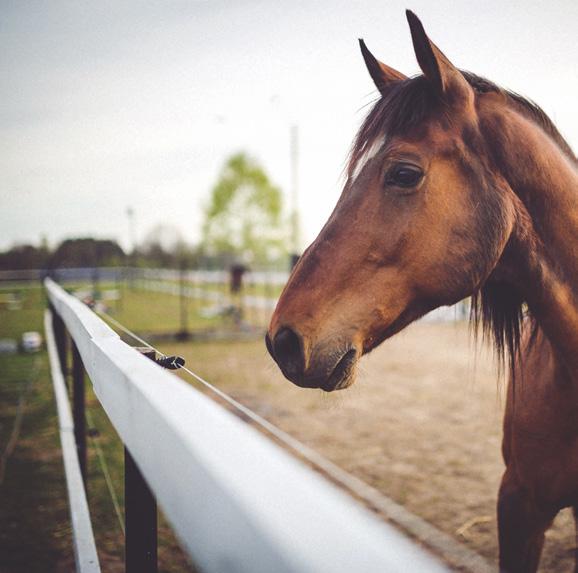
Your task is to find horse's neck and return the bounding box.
[495,108,578,372]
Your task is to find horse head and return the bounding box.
[267,11,530,391]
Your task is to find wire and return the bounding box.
[96,309,409,514]
[98,312,155,352]
[85,408,125,536]
[95,309,495,573]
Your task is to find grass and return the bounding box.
[102,283,271,334]
[106,286,221,333]
[0,353,72,573]
[0,284,45,338]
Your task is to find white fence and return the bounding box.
[0,266,468,324]
[138,266,290,286]
[45,310,101,573]
[44,277,448,572]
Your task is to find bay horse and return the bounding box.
[266,11,578,573]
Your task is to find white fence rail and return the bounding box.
[0,266,291,285]
[45,277,447,572]
[45,310,101,573]
[139,278,278,311]
[139,267,290,286]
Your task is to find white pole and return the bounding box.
[290,124,299,256]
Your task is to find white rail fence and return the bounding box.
[0,265,467,322]
[45,310,101,573]
[135,268,467,322]
[45,277,449,572]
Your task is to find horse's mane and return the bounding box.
[348,72,575,373]
[349,72,575,176]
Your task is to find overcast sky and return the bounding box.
[1,0,577,253]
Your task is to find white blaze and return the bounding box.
[351,138,385,183]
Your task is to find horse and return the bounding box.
[265,11,578,573]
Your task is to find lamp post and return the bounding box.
[290,124,300,269]
[126,207,136,289]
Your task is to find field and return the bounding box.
[1,281,576,572]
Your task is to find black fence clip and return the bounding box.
[155,355,186,370]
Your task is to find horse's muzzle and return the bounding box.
[266,328,359,392]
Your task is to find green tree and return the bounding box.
[201,152,287,265]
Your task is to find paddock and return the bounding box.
[1,276,574,572]
[44,278,455,572]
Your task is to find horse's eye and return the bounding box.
[386,164,423,188]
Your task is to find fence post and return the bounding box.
[51,304,68,381]
[125,348,157,573]
[72,340,87,481]
[176,260,190,341]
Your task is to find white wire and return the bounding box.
[96,309,407,512]
[98,311,156,352]
[95,309,495,572]
[85,408,125,536]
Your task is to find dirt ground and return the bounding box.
[172,320,576,572]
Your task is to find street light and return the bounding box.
[126,206,136,289]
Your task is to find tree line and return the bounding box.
[1,152,292,271]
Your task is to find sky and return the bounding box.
[1,0,577,253]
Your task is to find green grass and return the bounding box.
[105,286,222,333]
[99,283,272,334]
[0,285,45,339]
[0,288,72,573]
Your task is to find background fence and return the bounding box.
[2,266,469,335]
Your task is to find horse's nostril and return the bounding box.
[273,327,304,378]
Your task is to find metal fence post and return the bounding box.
[72,340,87,481]
[125,348,157,573]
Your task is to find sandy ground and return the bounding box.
[174,321,576,572]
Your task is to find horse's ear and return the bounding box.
[359,39,407,96]
[406,10,473,106]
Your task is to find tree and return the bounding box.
[0,243,50,270]
[50,238,125,268]
[201,152,287,265]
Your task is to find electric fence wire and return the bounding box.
[96,309,414,517]
[95,309,497,572]
[85,407,125,536]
